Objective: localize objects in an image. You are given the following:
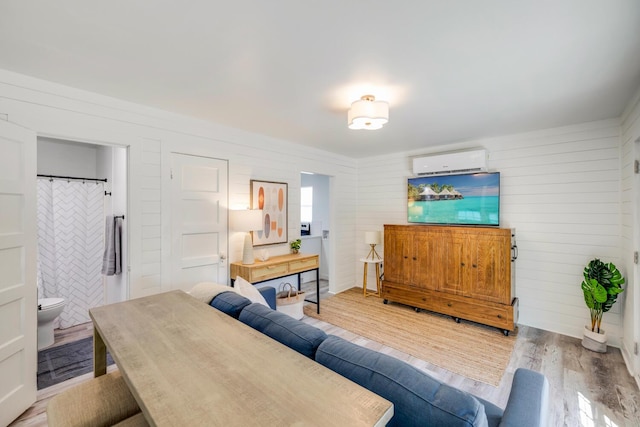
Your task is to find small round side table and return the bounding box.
[360,257,383,297]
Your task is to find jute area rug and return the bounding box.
[303,288,516,386]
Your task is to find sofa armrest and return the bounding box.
[258,286,276,310]
[499,368,549,427]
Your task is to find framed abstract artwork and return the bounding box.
[250,180,288,246]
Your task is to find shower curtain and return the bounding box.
[37,179,105,328]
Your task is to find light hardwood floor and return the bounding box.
[11,285,640,426]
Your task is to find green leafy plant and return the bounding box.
[290,239,301,252]
[581,258,625,333]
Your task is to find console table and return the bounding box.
[230,253,321,313]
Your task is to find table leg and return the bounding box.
[375,263,381,296]
[363,262,368,296]
[93,325,107,377]
[315,267,320,314]
[301,269,321,313]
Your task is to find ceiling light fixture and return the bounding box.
[348,95,389,130]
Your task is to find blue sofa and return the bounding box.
[209,291,549,427]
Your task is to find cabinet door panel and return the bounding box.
[410,230,436,290]
[467,233,510,304]
[437,230,466,296]
[383,227,406,284]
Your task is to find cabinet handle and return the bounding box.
[447,303,452,307]
[461,262,465,266]
[472,264,477,268]
[404,256,408,259]
[497,314,503,319]
[412,257,417,261]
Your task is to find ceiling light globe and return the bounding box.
[347,95,389,130]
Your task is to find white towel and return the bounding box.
[102,216,123,276]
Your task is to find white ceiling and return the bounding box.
[1,1,640,158]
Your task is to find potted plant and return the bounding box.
[580,258,625,352]
[290,238,301,254]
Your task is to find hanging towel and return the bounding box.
[102,216,123,276]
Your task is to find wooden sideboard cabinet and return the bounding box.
[382,224,517,335]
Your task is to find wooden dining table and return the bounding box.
[89,290,394,426]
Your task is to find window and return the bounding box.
[301,186,313,222]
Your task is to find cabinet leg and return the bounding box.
[383,299,389,305]
[503,329,510,337]
[453,317,461,323]
[414,307,421,313]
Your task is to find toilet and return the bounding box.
[37,298,66,350]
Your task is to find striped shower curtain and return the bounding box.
[36,179,105,328]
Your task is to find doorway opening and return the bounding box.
[36,137,128,390]
[299,172,332,300]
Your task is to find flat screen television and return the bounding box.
[407,172,500,226]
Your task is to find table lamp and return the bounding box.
[365,231,382,260]
[231,209,263,264]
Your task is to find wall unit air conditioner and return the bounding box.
[412,149,488,176]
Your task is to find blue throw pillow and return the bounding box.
[239,303,327,359]
[315,335,488,427]
[210,291,252,319]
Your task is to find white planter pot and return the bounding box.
[582,325,607,353]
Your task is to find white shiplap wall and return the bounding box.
[357,119,625,345]
[0,69,358,299]
[2,67,634,350]
[620,88,640,376]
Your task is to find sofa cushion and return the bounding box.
[234,276,269,307]
[238,303,327,359]
[188,281,235,304]
[210,291,252,319]
[257,286,276,310]
[315,335,488,427]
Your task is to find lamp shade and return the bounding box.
[365,231,381,245]
[348,95,389,130]
[231,209,263,232]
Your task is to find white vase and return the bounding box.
[582,325,607,353]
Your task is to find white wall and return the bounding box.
[37,137,98,178]
[7,67,636,355]
[97,145,128,304]
[357,119,625,346]
[0,68,358,300]
[621,87,640,381]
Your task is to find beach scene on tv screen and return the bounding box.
[407,173,500,225]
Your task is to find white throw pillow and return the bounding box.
[188,282,236,304]
[234,276,270,307]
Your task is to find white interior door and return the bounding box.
[171,153,228,291]
[635,141,640,381]
[0,120,37,426]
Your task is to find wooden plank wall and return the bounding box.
[357,119,626,345]
[0,69,358,299]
